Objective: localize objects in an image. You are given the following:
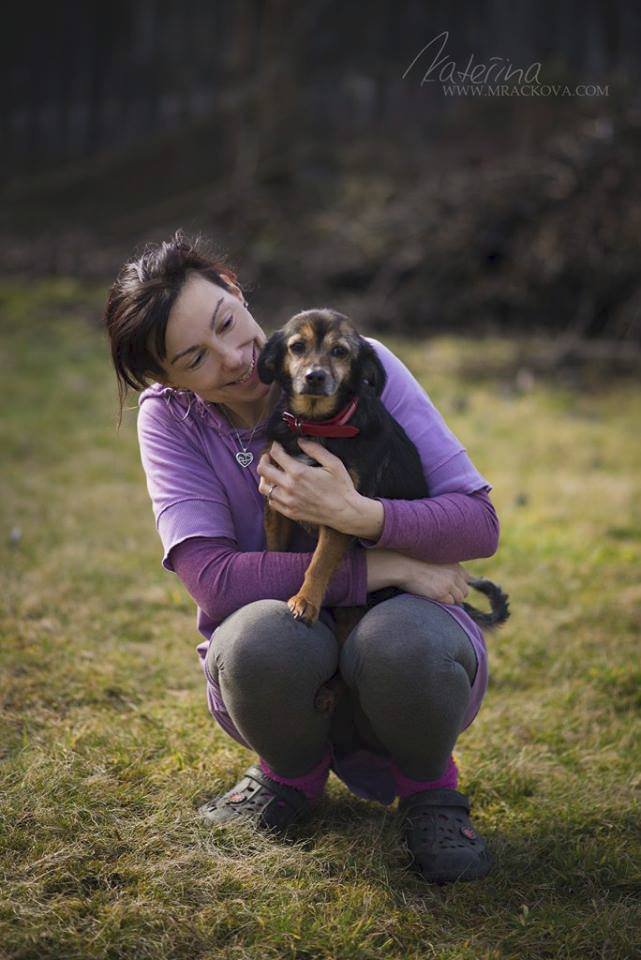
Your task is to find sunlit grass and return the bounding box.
[1,281,640,959]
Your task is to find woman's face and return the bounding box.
[158,271,271,405]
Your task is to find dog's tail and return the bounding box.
[461,576,510,629]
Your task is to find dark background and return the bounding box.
[2,1,640,344]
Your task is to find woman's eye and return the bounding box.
[188,353,204,370]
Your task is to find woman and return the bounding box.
[104,231,500,885]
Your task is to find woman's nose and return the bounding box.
[218,344,247,378]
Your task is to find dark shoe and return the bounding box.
[397,787,493,885]
[198,764,313,836]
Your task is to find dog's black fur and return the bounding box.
[257,309,510,630]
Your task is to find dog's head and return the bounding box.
[257,309,386,412]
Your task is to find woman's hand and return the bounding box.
[257,438,359,527]
[394,554,472,604]
[366,550,471,604]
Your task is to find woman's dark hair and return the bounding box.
[103,229,240,426]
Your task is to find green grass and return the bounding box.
[1,280,640,960]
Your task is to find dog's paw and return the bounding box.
[287,594,320,625]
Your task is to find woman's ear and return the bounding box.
[257,331,286,384]
[357,340,387,398]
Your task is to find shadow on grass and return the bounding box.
[194,787,640,895]
[188,790,640,957]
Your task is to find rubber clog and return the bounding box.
[397,787,493,884]
[198,764,312,836]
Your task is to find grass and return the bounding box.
[1,279,640,960]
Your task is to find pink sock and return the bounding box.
[259,747,332,805]
[391,753,459,800]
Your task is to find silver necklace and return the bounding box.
[229,421,259,468]
[216,400,269,468]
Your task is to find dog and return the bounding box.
[257,309,509,713]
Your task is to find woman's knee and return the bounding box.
[207,598,339,689]
[340,594,478,689]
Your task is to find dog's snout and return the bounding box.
[305,368,327,386]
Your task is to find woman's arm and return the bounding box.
[365,550,471,603]
[257,438,498,565]
[171,537,475,620]
[335,487,500,563]
[169,537,369,624]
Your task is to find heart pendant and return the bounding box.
[236,451,254,468]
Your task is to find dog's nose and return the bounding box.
[305,368,327,386]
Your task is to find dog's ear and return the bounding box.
[357,339,387,398]
[257,331,286,384]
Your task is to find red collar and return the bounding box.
[281,396,360,437]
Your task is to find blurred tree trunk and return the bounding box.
[255,0,299,180]
[224,0,259,200]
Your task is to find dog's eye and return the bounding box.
[290,342,305,354]
[331,346,348,358]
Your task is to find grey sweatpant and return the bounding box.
[205,593,478,781]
